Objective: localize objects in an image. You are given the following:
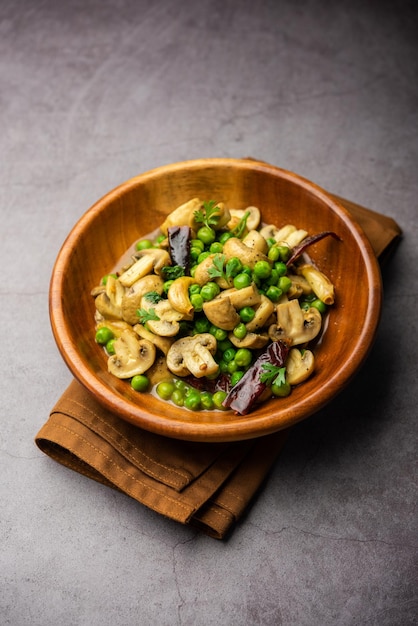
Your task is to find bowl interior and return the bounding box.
[50,158,382,441]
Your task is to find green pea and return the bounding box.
[131,375,150,392]
[197,251,211,264]
[218,338,233,352]
[267,246,280,262]
[106,339,116,355]
[225,257,243,277]
[193,317,210,334]
[163,279,174,294]
[274,261,288,277]
[200,281,220,301]
[154,234,166,244]
[266,268,280,286]
[135,239,153,251]
[300,301,311,311]
[218,231,233,244]
[266,237,276,248]
[184,391,201,411]
[253,260,271,279]
[190,293,204,312]
[209,242,224,254]
[223,347,237,363]
[95,327,114,345]
[171,389,185,407]
[174,379,188,392]
[233,323,247,339]
[231,371,245,386]
[189,284,201,295]
[234,348,252,368]
[277,245,291,262]
[239,306,255,323]
[209,325,228,341]
[190,246,203,261]
[197,226,216,246]
[233,273,252,290]
[200,391,214,410]
[266,285,282,302]
[227,360,239,374]
[271,380,291,397]
[191,238,205,252]
[278,276,292,293]
[212,390,228,410]
[218,359,229,374]
[310,298,327,314]
[156,380,176,400]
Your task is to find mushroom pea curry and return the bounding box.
[91,199,339,415]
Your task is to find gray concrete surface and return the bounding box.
[1,1,417,624]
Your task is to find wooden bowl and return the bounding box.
[49,158,382,442]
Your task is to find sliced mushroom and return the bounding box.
[193,253,231,289]
[276,225,308,248]
[166,334,219,378]
[245,295,275,333]
[133,323,174,355]
[203,296,240,330]
[268,299,322,345]
[94,275,125,320]
[219,284,261,309]
[167,276,196,318]
[121,275,164,325]
[145,355,173,386]
[107,330,156,379]
[134,248,171,276]
[141,297,184,337]
[242,230,268,254]
[96,319,132,337]
[285,348,315,385]
[222,237,269,269]
[159,198,203,235]
[118,255,156,287]
[228,206,261,231]
[259,223,308,248]
[286,273,313,300]
[229,331,269,349]
[296,263,335,305]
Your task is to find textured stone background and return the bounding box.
[1,1,417,624]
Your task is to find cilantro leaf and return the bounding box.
[260,363,287,387]
[143,291,163,304]
[136,308,160,324]
[161,265,185,280]
[194,200,220,229]
[207,254,227,281]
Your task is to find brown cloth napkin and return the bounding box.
[35,195,402,539]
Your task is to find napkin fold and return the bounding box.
[35,193,402,539]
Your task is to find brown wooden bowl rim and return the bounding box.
[49,158,382,441]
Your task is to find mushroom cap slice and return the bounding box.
[228,206,261,231]
[133,323,174,355]
[269,299,322,345]
[229,331,269,349]
[122,275,164,325]
[245,295,275,333]
[166,334,219,378]
[242,230,268,254]
[159,197,202,235]
[167,276,196,317]
[203,296,240,331]
[107,330,156,379]
[222,237,269,269]
[139,297,184,337]
[286,348,315,385]
[296,263,335,305]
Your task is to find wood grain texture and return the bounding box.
[49,158,382,442]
